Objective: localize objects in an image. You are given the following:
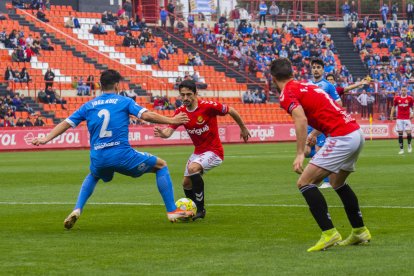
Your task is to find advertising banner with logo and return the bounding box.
[0,123,404,151]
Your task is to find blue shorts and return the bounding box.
[90,149,157,182]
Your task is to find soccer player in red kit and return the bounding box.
[270,58,371,252]
[390,87,413,154]
[154,80,250,220]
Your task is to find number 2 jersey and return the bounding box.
[66,93,147,163]
[393,95,413,119]
[170,100,229,159]
[280,80,359,137]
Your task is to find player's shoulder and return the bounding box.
[175,105,187,113]
[198,99,221,107]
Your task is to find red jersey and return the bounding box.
[280,80,360,137]
[170,100,229,159]
[394,95,413,119]
[336,86,345,97]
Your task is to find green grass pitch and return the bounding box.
[0,141,413,275]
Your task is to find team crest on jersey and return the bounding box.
[196,115,205,125]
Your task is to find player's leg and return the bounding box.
[396,120,404,154]
[182,176,196,203]
[405,120,412,153]
[187,162,206,220]
[183,151,222,221]
[64,172,101,229]
[297,164,342,252]
[151,157,194,222]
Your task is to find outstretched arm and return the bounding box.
[32,120,72,145]
[154,126,175,139]
[228,107,250,142]
[291,106,308,174]
[141,111,189,125]
[344,79,369,93]
[390,106,395,120]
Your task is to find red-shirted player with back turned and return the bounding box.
[270,58,371,252]
[390,87,413,154]
[154,80,250,220]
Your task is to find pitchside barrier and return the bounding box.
[0,122,407,151]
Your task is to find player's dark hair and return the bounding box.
[311,58,324,67]
[326,73,336,81]
[178,79,197,94]
[100,69,123,91]
[270,58,293,81]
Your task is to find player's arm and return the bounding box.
[154,126,175,139]
[228,107,250,142]
[31,120,71,146]
[343,79,368,93]
[307,129,322,146]
[389,106,395,120]
[141,110,189,125]
[291,106,308,174]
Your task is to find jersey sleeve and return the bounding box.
[336,86,345,96]
[327,83,341,102]
[393,96,398,107]
[280,88,300,114]
[410,97,414,108]
[65,104,87,128]
[128,98,147,118]
[207,101,229,116]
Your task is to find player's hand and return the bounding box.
[306,135,316,147]
[171,112,189,125]
[240,127,251,142]
[31,137,48,146]
[389,116,394,120]
[293,154,305,174]
[154,126,167,138]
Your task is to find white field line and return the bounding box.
[0,202,413,209]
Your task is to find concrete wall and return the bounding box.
[78,0,122,13]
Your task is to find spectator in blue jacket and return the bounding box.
[341,1,351,26]
[160,8,168,29]
[258,1,267,26]
[380,4,389,25]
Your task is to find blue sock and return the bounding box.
[324,177,329,183]
[74,173,99,211]
[156,166,176,212]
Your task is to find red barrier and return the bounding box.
[0,122,407,151]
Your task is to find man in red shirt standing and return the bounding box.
[390,87,413,154]
[155,80,250,220]
[270,58,371,252]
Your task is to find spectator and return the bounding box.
[160,7,168,29]
[65,16,75,28]
[391,2,398,22]
[194,53,203,66]
[119,90,136,101]
[176,19,185,33]
[36,8,49,22]
[380,4,389,25]
[167,0,175,27]
[138,18,147,29]
[269,2,279,26]
[44,68,55,89]
[101,11,117,26]
[76,77,90,96]
[242,90,254,103]
[24,117,34,127]
[187,14,195,31]
[40,34,54,50]
[258,1,268,26]
[3,115,15,127]
[34,116,45,126]
[117,5,128,20]
[230,7,240,30]
[114,22,127,36]
[86,75,96,91]
[357,90,368,119]
[407,1,414,25]
[4,66,19,82]
[22,103,34,115]
[158,44,169,60]
[342,1,351,26]
[16,117,24,127]
[73,15,81,28]
[19,67,30,84]
[45,0,50,10]
[127,18,140,31]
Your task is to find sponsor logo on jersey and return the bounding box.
[187,124,209,135]
[196,115,205,125]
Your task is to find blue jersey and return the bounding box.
[66,93,147,162]
[311,79,341,102]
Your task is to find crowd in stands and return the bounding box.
[72,75,97,96]
[0,90,47,127]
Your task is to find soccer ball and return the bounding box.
[175,198,197,222]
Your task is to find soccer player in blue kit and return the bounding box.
[306,58,343,188]
[31,69,194,229]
